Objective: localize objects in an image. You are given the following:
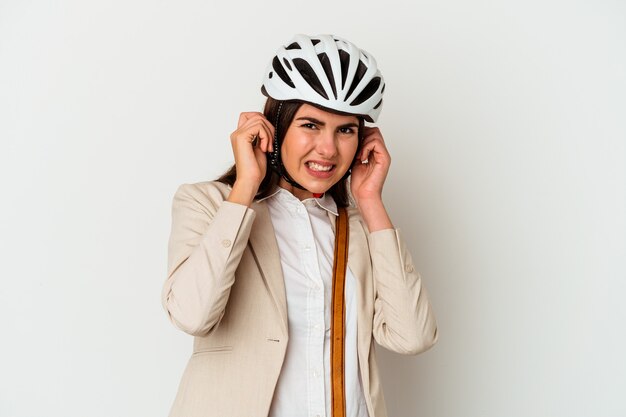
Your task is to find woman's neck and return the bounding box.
[277,178,317,201]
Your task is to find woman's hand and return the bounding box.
[350,127,391,203]
[350,126,394,232]
[227,112,275,206]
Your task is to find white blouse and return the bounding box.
[263,187,369,417]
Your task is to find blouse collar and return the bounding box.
[257,186,338,217]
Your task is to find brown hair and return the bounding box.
[216,97,364,207]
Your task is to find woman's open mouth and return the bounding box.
[305,161,336,178]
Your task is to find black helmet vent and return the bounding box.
[339,50,350,89]
[350,77,381,106]
[318,53,337,99]
[273,56,295,88]
[346,60,368,100]
[293,58,329,100]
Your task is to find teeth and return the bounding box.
[307,162,333,172]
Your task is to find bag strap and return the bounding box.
[331,206,349,417]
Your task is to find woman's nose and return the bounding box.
[316,131,338,158]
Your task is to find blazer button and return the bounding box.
[405,264,414,273]
[222,239,232,248]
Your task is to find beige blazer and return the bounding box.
[162,181,438,417]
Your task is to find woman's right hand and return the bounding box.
[227,112,275,206]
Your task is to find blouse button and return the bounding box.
[405,264,414,273]
[221,239,232,248]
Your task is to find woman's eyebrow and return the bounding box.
[296,117,326,125]
[296,117,359,129]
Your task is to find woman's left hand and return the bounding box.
[350,127,394,232]
[350,126,391,205]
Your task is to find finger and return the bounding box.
[359,141,376,162]
[237,112,264,128]
[363,126,383,138]
[360,139,388,164]
[258,117,275,150]
[235,118,267,142]
[257,122,273,153]
[240,115,275,144]
[352,155,367,168]
[362,129,385,151]
[360,132,388,154]
[253,139,268,159]
[249,123,267,146]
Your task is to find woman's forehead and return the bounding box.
[294,103,360,124]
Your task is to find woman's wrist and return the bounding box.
[356,197,393,232]
[227,180,258,207]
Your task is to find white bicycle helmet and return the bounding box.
[261,34,385,122]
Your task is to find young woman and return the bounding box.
[162,34,438,417]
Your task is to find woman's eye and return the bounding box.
[339,127,355,134]
[302,123,317,129]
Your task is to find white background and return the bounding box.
[1,0,624,416]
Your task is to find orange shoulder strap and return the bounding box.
[331,206,349,417]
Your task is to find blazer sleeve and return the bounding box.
[161,183,256,336]
[366,228,439,355]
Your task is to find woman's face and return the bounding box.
[279,103,360,200]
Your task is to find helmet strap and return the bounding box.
[281,168,308,191]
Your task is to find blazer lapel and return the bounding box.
[249,200,289,336]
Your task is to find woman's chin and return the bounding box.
[302,175,342,193]
[297,181,329,195]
